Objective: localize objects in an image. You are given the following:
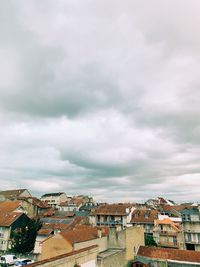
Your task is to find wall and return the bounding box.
[97,249,126,267]
[74,236,108,253]
[28,246,98,267]
[40,235,72,260]
[125,226,144,261]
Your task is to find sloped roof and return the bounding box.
[93,203,133,216]
[0,201,22,213]
[131,209,158,224]
[0,211,23,227]
[19,197,50,208]
[41,192,65,198]
[60,226,109,245]
[0,189,28,198]
[162,205,192,212]
[155,218,181,231]
[137,246,200,263]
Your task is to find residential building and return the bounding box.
[0,211,30,251]
[181,207,200,251]
[153,217,184,249]
[131,209,159,236]
[89,203,135,229]
[40,192,68,209]
[40,226,109,260]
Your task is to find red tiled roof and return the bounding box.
[94,203,133,216]
[0,201,22,213]
[60,226,109,245]
[137,246,200,263]
[162,205,193,212]
[155,218,181,231]
[0,211,23,226]
[131,209,158,224]
[38,228,53,236]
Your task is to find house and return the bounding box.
[131,209,159,236]
[89,203,135,229]
[0,200,26,214]
[0,211,30,251]
[134,246,200,267]
[40,192,68,209]
[181,207,200,251]
[40,226,109,260]
[18,197,51,218]
[0,199,50,219]
[146,197,175,208]
[0,189,31,201]
[153,217,184,249]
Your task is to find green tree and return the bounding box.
[10,219,42,253]
[145,234,157,246]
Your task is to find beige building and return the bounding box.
[40,192,68,209]
[27,245,98,267]
[89,203,135,229]
[108,225,144,261]
[40,226,109,260]
[153,217,184,249]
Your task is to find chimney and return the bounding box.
[98,229,102,238]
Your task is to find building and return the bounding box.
[40,192,68,209]
[134,246,200,267]
[0,211,30,251]
[40,226,109,260]
[153,218,184,249]
[108,225,144,262]
[181,207,200,251]
[131,209,159,236]
[26,245,98,267]
[89,203,135,229]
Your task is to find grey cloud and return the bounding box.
[0,0,200,202]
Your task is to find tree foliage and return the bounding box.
[10,219,42,253]
[145,234,157,247]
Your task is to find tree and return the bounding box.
[10,219,42,253]
[145,234,157,246]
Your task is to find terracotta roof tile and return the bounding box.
[60,226,109,245]
[94,203,133,216]
[0,201,22,213]
[0,211,23,226]
[131,209,158,224]
[137,246,200,263]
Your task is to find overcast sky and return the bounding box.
[1,0,200,202]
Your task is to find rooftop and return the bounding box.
[137,246,200,263]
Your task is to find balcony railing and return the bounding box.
[185,240,199,244]
[97,220,123,226]
[159,231,178,236]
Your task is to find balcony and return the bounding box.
[159,231,178,237]
[97,220,123,226]
[185,239,200,244]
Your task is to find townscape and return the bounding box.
[0,189,200,266]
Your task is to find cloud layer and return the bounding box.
[1,0,200,202]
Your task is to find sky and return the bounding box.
[0,0,200,203]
